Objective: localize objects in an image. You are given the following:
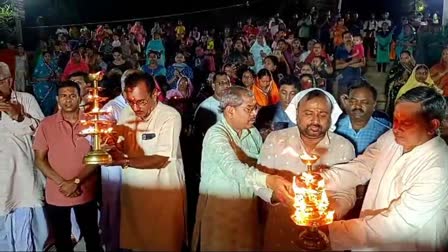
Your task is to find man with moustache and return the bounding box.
[336,81,391,219]
[256,88,356,251]
[336,81,391,155]
[108,72,186,251]
[34,81,101,252]
[192,86,293,251]
[321,87,448,251]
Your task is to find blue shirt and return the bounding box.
[335,114,391,155]
[335,45,362,85]
[272,103,295,129]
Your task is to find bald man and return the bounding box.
[0,62,48,250]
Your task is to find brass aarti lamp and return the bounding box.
[291,153,334,251]
[78,71,113,165]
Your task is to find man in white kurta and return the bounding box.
[0,62,48,250]
[257,88,356,251]
[322,86,448,251]
[112,72,186,251]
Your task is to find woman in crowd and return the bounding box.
[224,38,255,68]
[32,51,59,116]
[142,50,166,77]
[237,67,256,89]
[396,64,438,101]
[384,50,415,116]
[145,32,165,66]
[252,68,279,107]
[62,51,89,80]
[166,52,194,88]
[166,76,195,115]
[395,24,416,58]
[287,39,303,69]
[108,47,133,73]
[376,23,394,73]
[430,48,448,96]
[330,18,348,48]
[250,34,272,73]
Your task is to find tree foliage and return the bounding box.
[0,1,16,41]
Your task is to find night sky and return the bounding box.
[20,0,443,29]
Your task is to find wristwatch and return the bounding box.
[74,178,81,185]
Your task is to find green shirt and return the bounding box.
[199,117,266,199]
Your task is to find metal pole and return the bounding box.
[13,0,24,44]
[443,0,448,26]
[338,0,342,13]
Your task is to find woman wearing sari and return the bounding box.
[384,50,415,116]
[62,51,89,81]
[249,34,272,73]
[252,68,279,107]
[166,52,194,88]
[145,32,165,66]
[396,64,440,101]
[32,51,60,116]
[395,24,416,59]
[430,48,448,96]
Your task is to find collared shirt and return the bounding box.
[199,117,265,198]
[100,94,127,123]
[323,130,448,251]
[336,114,391,155]
[272,103,295,128]
[33,111,96,207]
[0,91,45,215]
[257,127,355,251]
[117,103,186,251]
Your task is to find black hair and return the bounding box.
[397,86,446,122]
[264,55,279,67]
[58,80,81,96]
[68,71,89,84]
[280,75,300,90]
[342,31,352,38]
[124,72,156,93]
[237,67,256,80]
[299,89,333,110]
[213,71,228,83]
[349,80,378,101]
[257,68,273,79]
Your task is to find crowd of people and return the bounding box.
[1,5,448,252]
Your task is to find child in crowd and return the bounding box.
[349,35,365,61]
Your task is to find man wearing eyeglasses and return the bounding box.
[108,72,186,251]
[192,86,293,251]
[0,62,48,251]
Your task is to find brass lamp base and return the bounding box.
[296,226,329,251]
[83,150,112,165]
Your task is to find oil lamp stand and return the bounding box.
[296,225,330,251]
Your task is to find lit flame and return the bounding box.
[291,172,334,227]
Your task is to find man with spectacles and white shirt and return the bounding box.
[107,72,186,251]
[0,62,48,251]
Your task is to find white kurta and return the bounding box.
[323,130,448,251]
[0,91,44,215]
[117,103,186,251]
[256,127,356,251]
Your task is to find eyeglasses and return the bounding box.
[243,105,260,114]
[126,96,151,107]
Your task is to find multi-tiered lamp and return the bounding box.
[291,153,334,250]
[78,71,113,165]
